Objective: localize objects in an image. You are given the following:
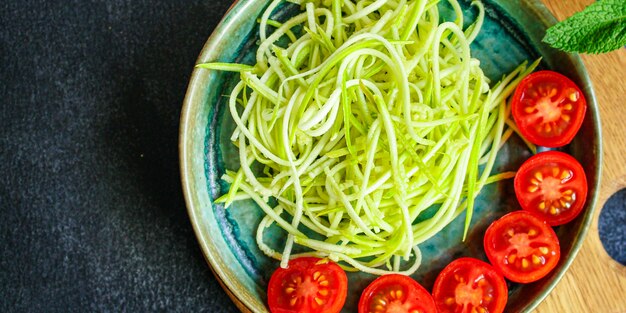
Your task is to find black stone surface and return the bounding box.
[1,0,238,312]
[1,1,624,312]
[599,188,626,266]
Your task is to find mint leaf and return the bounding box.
[543,0,626,54]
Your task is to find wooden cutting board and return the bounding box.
[536,1,626,312]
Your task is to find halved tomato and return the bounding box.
[511,70,586,147]
[432,257,508,313]
[514,151,588,226]
[484,211,560,283]
[267,257,347,313]
[358,274,436,313]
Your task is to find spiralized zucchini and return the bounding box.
[202,0,539,275]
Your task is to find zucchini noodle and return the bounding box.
[202,0,539,275]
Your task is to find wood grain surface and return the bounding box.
[537,1,626,312]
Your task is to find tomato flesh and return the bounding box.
[358,274,436,313]
[514,151,588,226]
[511,70,586,147]
[484,211,560,283]
[267,257,347,313]
[433,257,507,313]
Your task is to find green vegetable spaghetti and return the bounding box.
[200,0,539,275]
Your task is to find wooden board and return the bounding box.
[536,1,626,312]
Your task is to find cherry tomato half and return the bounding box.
[267,257,347,313]
[511,70,586,147]
[358,274,436,313]
[432,257,508,313]
[484,211,560,283]
[514,151,588,226]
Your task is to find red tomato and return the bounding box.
[511,70,586,147]
[358,274,436,313]
[267,257,347,313]
[432,257,508,313]
[484,211,560,283]
[514,151,588,226]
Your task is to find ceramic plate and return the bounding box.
[180,0,602,312]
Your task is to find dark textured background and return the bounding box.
[0,0,238,312]
[0,0,624,312]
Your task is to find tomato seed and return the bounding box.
[550,206,558,215]
[508,254,517,264]
[567,89,579,101]
[314,297,324,305]
[545,123,553,132]
[313,271,321,280]
[532,255,541,265]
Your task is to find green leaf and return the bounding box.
[542,0,626,54]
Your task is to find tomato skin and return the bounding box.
[432,257,508,313]
[484,211,560,283]
[358,274,436,313]
[267,257,347,313]
[514,151,588,226]
[511,70,586,148]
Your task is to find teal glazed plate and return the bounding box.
[179,1,602,312]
